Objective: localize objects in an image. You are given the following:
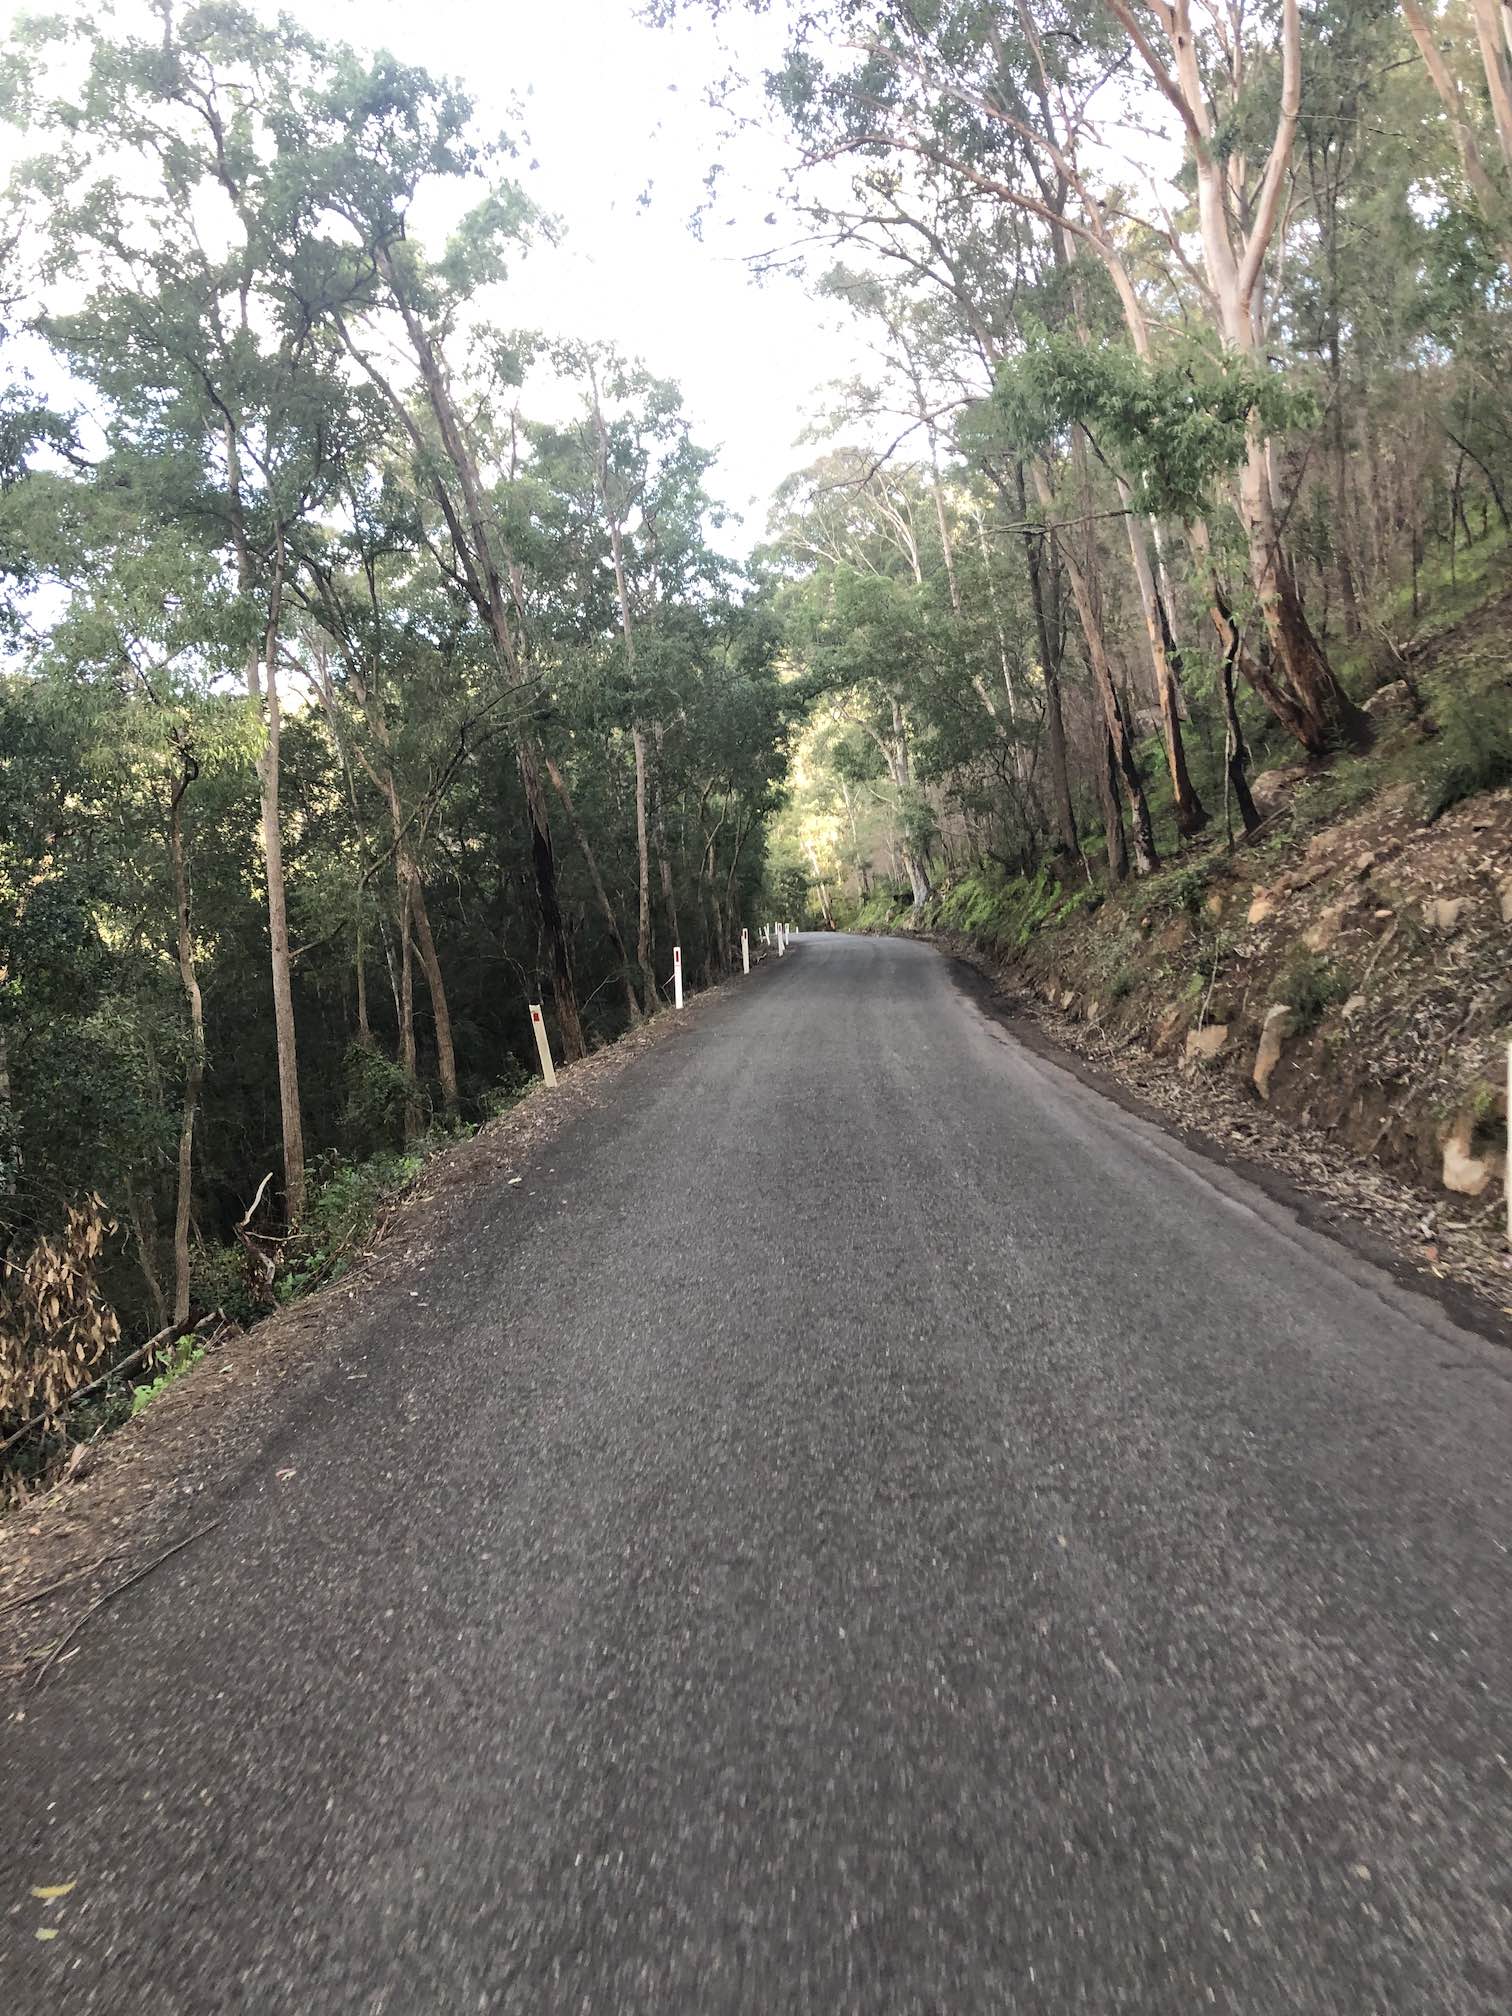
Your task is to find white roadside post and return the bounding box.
[777,924,786,956]
[528,1003,556,1088]
[673,944,684,1010]
[741,927,750,975]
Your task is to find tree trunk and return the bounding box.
[1218,638,1262,838]
[406,868,458,1119]
[1031,460,1157,873]
[887,697,934,904]
[354,928,372,1049]
[544,752,642,1021]
[1096,725,1130,883]
[168,755,205,1326]
[127,1182,167,1332]
[397,874,421,1143]
[630,724,657,1013]
[1237,440,1371,752]
[651,725,681,952]
[520,738,587,1060]
[1120,492,1207,836]
[361,251,586,1062]
[250,551,306,1228]
[1019,463,1080,859]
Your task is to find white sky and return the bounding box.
[316,0,868,546]
[0,0,872,549]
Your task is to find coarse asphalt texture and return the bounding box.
[3,932,1510,2013]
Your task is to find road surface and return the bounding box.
[4,933,1510,2012]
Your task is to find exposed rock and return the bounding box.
[1250,764,1307,812]
[1253,1004,1295,1101]
[1280,859,1332,894]
[1365,678,1412,722]
[1441,1112,1495,1198]
[1204,890,1225,919]
[1343,993,1368,1020]
[1422,895,1467,933]
[1353,851,1378,879]
[1184,1023,1230,1066]
[1247,889,1278,927]
[1060,989,1078,1014]
[1500,876,1512,926]
[1152,1001,1189,1057]
[1302,903,1349,953]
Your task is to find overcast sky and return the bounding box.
[323,0,867,546]
[0,0,870,549]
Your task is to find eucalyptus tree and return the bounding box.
[766,453,951,903]
[278,59,593,1060]
[2,0,373,1224]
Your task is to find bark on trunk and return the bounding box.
[1019,463,1080,860]
[1096,724,1130,883]
[397,874,421,1143]
[651,725,681,953]
[521,738,587,1061]
[1120,493,1207,836]
[250,551,306,1227]
[406,870,458,1119]
[360,250,586,1059]
[587,360,659,1017]
[1031,461,1158,873]
[631,725,657,1012]
[168,752,205,1325]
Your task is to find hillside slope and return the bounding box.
[862,584,1512,1312]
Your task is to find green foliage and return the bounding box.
[342,1043,422,1152]
[1148,864,1213,919]
[1421,689,1512,820]
[928,865,1083,950]
[129,1337,205,1417]
[479,1062,534,1122]
[1273,953,1351,1033]
[276,1145,431,1302]
[974,332,1313,521]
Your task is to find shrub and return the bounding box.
[342,1041,423,1149]
[480,1061,534,1122]
[277,1146,427,1301]
[1,1195,121,1441]
[1272,951,1350,1032]
[129,1336,205,1416]
[1421,689,1512,821]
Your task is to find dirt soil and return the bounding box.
[916,774,1512,1326]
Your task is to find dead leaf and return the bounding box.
[35,1927,60,1941]
[30,1883,76,1900]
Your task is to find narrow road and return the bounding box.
[4,934,1510,2013]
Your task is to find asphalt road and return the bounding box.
[4,932,1510,2013]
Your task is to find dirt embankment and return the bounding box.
[935,766,1511,1318]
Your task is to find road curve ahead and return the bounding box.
[4,932,1510,2012]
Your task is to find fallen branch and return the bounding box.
[0,1553,114,1623]
[29,1521,222,1693]
[0,1309,225,1460]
